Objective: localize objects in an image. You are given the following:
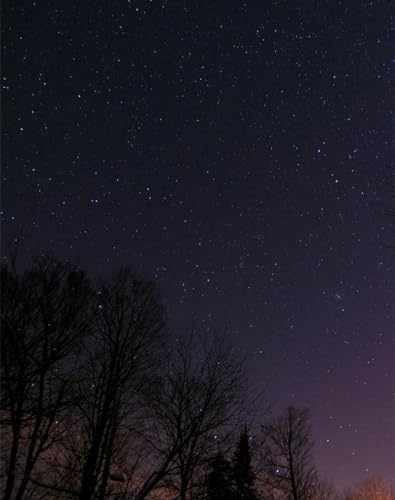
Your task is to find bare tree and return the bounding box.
[312,478,338,500]
[346,477,394,500]
[134,331,247,500]
[45,269,168,500]
[261,406,317,500]
[1,255,91,500]
[1,257,254,500]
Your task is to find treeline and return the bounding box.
[1,255,393,500]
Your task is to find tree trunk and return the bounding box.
[78,435,103,500]
[3,423,20,500]
[97,394,120,500]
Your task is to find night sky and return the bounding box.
[2,0,394,491]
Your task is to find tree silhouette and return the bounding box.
[134,331,246,500]
[261,406,317,500]
[347,477,395,500]
[312,478,338,500]
[206,452,233,500]
[2,253,351,500]
[232,426,258,500]
[75,269,167,499]
[9,266,168,499]
[1,255,91,500]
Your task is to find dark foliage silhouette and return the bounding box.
[206,452,233,500]
[232,426,258,500]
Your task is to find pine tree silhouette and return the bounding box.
[206,452,233,500]
[232,426,258,500]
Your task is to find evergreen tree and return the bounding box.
[206,452,233,500]
[232,426,258,500]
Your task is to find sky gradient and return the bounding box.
[2,0,394,491]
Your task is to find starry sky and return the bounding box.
[2,0,394,491]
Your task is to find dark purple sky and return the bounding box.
[2,0,394,491]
